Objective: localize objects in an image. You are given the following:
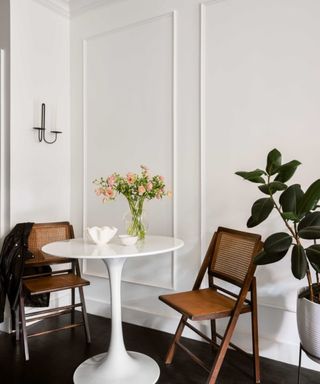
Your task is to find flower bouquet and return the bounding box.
[94,165,171,239]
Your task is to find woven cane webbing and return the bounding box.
[210,229,260,285]
[27,222,72,263]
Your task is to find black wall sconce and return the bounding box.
[33,103,62,144]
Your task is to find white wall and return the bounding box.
[70,0,320,371]
[0,0,11,333]
[10,0,70,225]
[0,0,71,332]
[0,0,10,237]
[202,0,320,370]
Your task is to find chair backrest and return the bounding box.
[207,227,262,288]
[26,222,74,266]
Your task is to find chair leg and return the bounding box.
[210,319,217,352]
[11,309,15,331]
[165,315,187,365]
[19,294,29,361]
[207,313,241,384]
[78,286,91,344]
[251,280,260,383]
[297,344,302,384]
[15,307,20,341]
[209,279,217,353]
[71,287,75,323]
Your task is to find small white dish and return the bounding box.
[118,234,138,246]
[86,226,118,245]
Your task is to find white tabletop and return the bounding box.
[42,235,184,259]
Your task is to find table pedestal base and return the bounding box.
[73,351,160,384]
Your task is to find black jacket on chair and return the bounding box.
[0,223,34,322]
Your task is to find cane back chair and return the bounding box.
[159,227,263,383]
[16,222,91,360]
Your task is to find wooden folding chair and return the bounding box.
[16,222,91,360]
[159,227,263,384]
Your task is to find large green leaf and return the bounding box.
[291,244,307,279]
[297,179,320,217]
[235,169,266,184]
[279,184,304,214]
[298,211,320,231]
[298,226,320,240]
[266,148,282,175]
[254,249,288,265]
[282,212,299,221]
[275,160,301,183]
[264,232,292,253]
[306,244,320,273]
[247,198,274,228]
[247,217,258,228]
[258,181,287,195]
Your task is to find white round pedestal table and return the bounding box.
[42,235,184,384]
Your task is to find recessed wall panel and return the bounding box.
[84,14,174,288]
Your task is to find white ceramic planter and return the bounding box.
[297,287,320,363]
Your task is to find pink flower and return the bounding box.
[94,168,170,207]
[107,175,116,187]
[104,187,115,199]
[127,172,136,184]
[138,185,146,195]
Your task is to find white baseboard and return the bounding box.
[85,297,320,372]
[0,298,12,333]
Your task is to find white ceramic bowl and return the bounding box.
[86,226,118,245]
[118,234,138,246]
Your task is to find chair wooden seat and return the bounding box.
[23,274,90,295]
[160,288,250,321]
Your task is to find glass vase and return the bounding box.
[124,198,148,240]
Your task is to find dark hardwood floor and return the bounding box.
[0,312,319,383]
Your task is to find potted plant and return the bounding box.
[236,148,320,363]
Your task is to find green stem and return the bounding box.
[267,176,296,239]
[267,176,314,301]
[126,197,146,239]
[307,269,314,302]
